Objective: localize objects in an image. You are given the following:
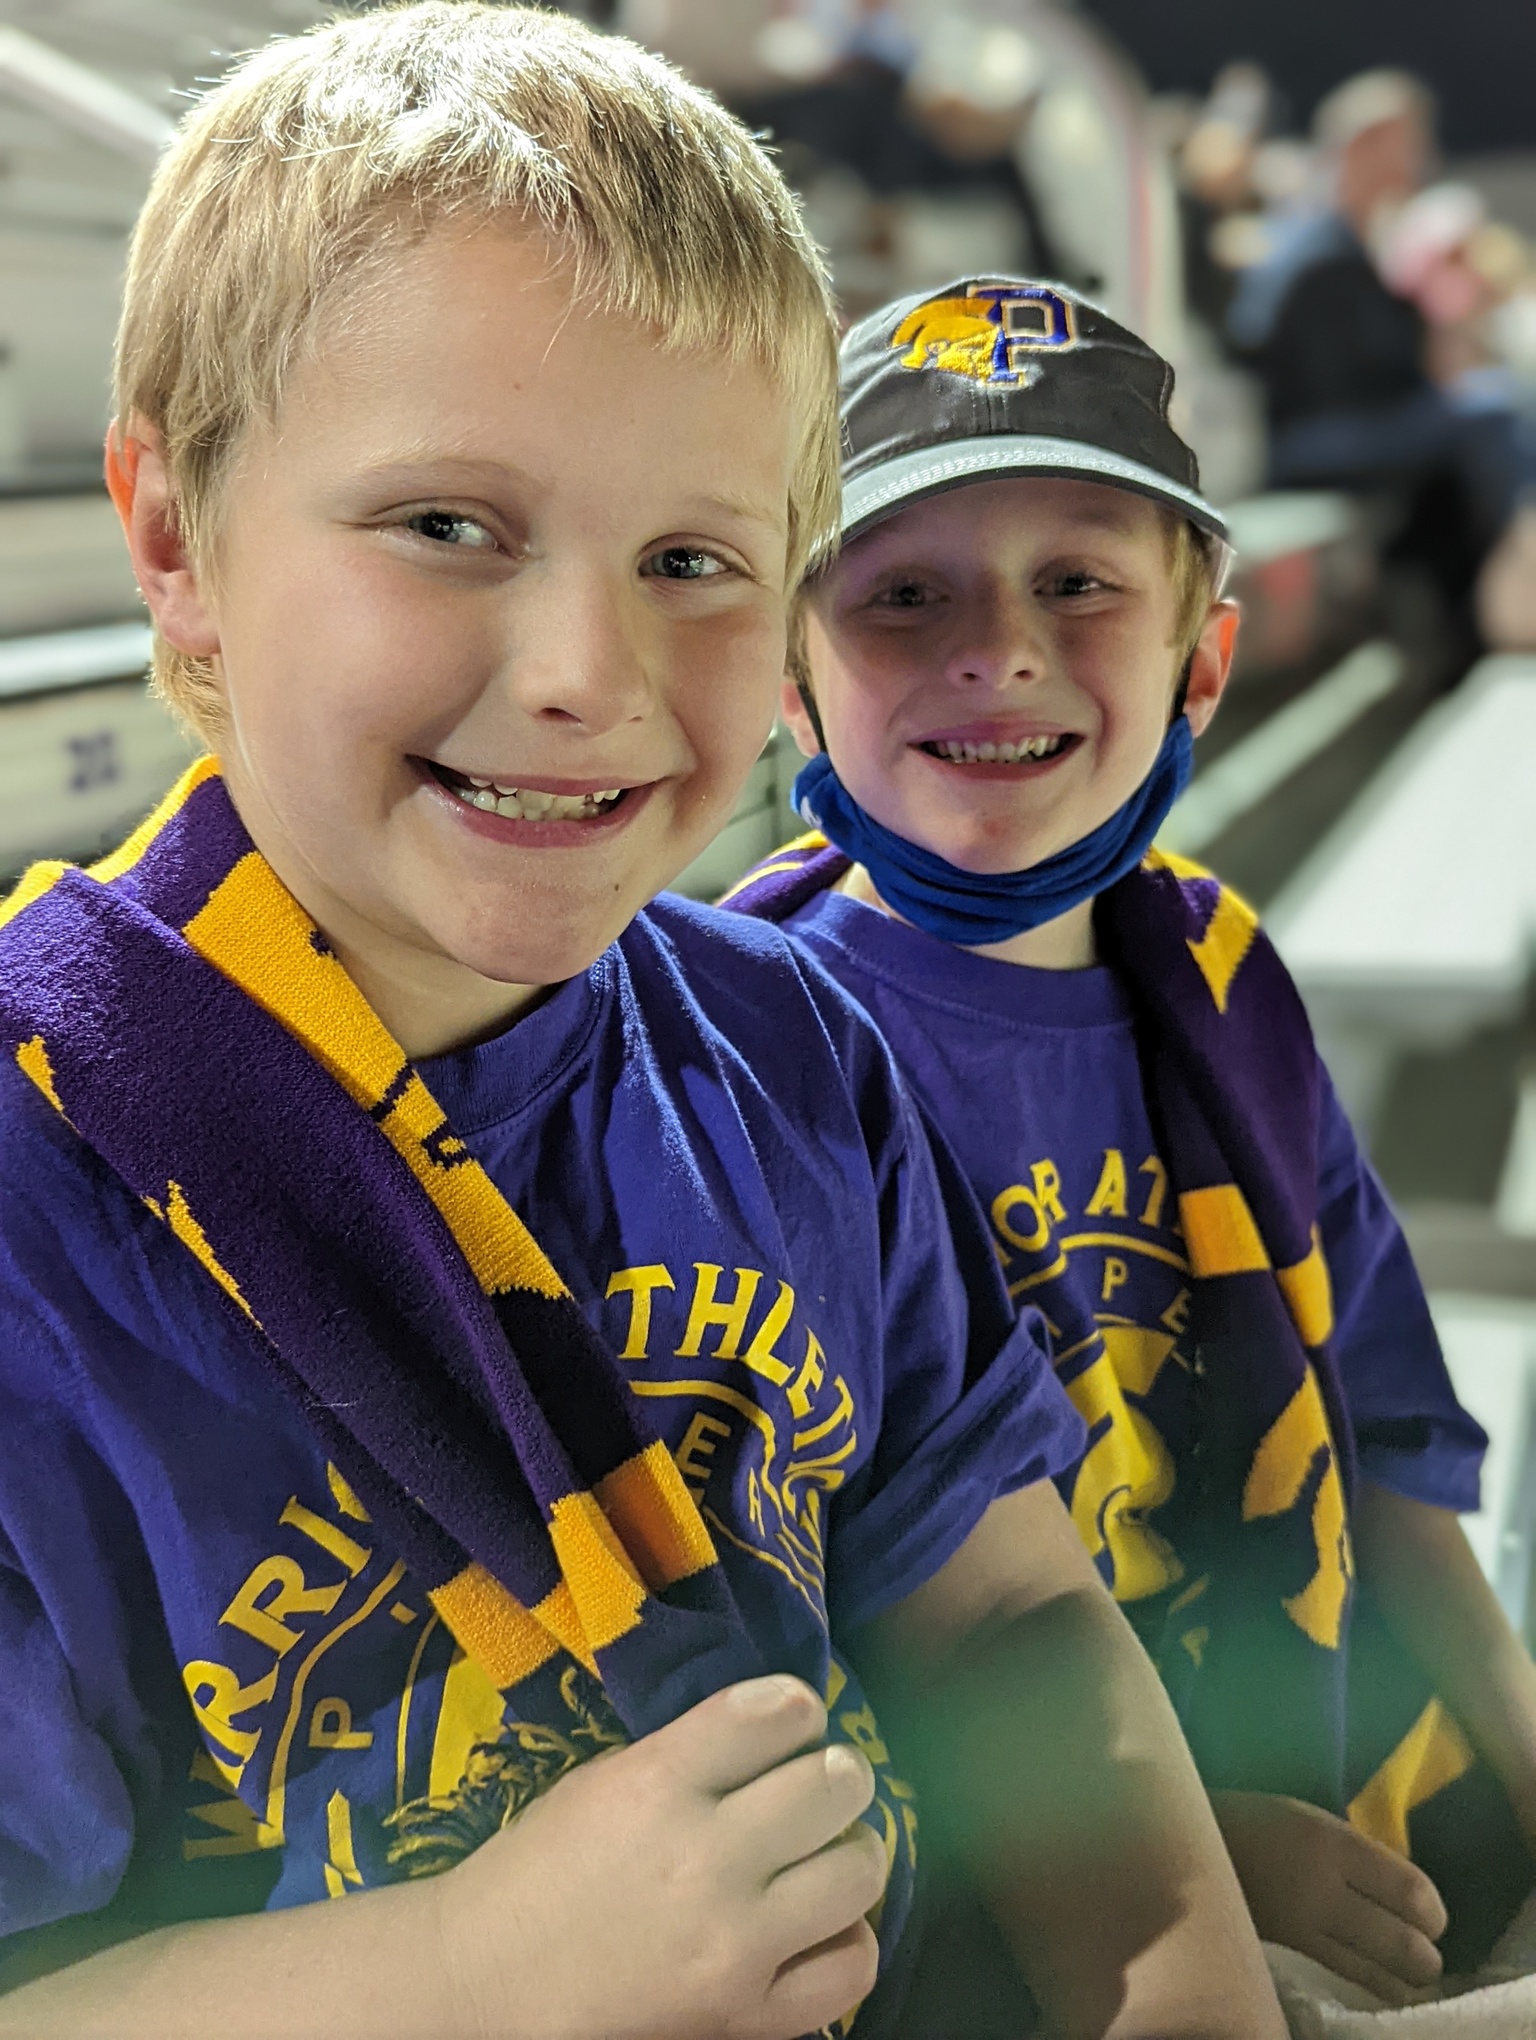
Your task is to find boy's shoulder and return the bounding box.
[633,887,889,1056]
[0,1050,157,1297]
[628,890,924,1153]
[0,1048,115,1229]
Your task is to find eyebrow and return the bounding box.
[686,489,788,535]
[340,459,786,534]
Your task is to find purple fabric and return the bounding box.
[0,777,759,1734]
[773,885,1483,1522]
[723,839,1434,1809]
[0,801,1081,2005]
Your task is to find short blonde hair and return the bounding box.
[1168,514,1220,659]
[114,1,840,741]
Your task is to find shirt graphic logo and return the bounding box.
[891,285,1077,385]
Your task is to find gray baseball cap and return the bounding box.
[838,276,1232,581]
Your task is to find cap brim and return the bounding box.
[841,433,1233,582]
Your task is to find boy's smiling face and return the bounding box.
[122,225,797,1052]
[787,476,1236,880]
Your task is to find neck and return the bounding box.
[327,936,548,1061]
[840,861,1098,968]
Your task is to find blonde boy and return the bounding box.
[0,29,1282,2040]
[728,276,1536,2004]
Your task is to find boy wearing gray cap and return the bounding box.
[726,278,1536,2002]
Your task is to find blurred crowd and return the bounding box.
[597,0,1536,666]
[1172,60,1536,656]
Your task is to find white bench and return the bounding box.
[1431,1294,1536,1637]
[1268,655,1536,1126]
[0,622,194,876]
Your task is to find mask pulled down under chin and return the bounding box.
[792,716,1195,947]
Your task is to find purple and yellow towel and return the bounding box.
[0,759,760,1735]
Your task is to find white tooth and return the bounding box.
[942,742,959,760]
[978,741,996,761]
[452,783,478,804]
[495,792,523,818]
[520,790,554,818]
[1029,737,1048,757]
[472,788,499,811]
[996,742,1017,764]
[961,743,977,762]
[468,774,494,788]
[602,788,621,802]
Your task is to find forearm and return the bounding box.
[1354,1479,1536,1836]
[945,1588,1282,2039]
[0,1875,472,2040]
[871,1488,1284,2040]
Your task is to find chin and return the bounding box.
[443,904,632,991]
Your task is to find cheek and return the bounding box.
[672,607,784,774]
[222,537,486,756]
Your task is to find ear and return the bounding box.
[779,672,822,758]
[104,417,221,660]
[1182,599,1240,739]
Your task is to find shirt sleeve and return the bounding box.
[0,1539,136,1949]
[819,1016,1087,1634]
[0,1067,144,1955]
[1318,1065,1488,1511]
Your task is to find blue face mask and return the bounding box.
[792,716,1194,948]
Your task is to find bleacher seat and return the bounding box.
[1432,1295,1536,1639]
[1268,654,1536,1124]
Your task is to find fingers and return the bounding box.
[1314,1927,1439,2011]
[753,1919,881,2040]
[651,1676,828,1797]
[1342,1838,1449,1945]
[725,1740,877,1875]
[763,1818,889,1963]
[1315,1885,1444,2005]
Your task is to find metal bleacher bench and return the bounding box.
[1267,654,1536,1129]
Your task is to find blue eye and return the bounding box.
[405,511,497,550]
[647,546,724,580]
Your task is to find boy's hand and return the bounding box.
[1211,1790,1448,2006]
[439,1673,888,2040]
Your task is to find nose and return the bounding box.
[943,584,1046,690]
[502,561,654,739]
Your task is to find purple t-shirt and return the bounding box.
[781,888,1486,1616]
[0,895,1083,1968]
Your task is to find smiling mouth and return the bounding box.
[426,760,632,822]
[917,734,1078,766]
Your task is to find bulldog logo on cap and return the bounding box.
[891,283,1077,386]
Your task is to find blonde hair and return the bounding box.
[114,1,840,740]
[1168,514,1220,660]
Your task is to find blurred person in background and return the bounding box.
[732,2,1071,319]
[1176,62,1277,333]
[1230,69,1536,662]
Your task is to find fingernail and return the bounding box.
[729,1675,804,1715]
[825,1743,868,1784]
